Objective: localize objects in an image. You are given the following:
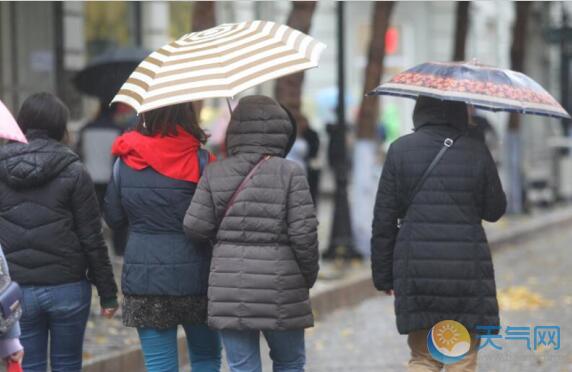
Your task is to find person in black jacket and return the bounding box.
[0,92,118,372]
[371,96,506,371]
[299,116,321,205]
[104,102,221,372]
[78,103,130,256]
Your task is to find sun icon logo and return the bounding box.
[427,320,471,365]
[436,323,460,348]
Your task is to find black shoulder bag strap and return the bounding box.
[403,134,462,214]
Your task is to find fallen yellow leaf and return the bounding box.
[497,286,554,311]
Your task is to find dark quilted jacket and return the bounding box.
[184,95,319,331]
[371,97,506,335]
[104,156,211,298]
[0,131,118,305]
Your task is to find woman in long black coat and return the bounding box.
[371,96,506,371]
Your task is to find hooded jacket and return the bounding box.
[184,95,319,331]
[371,96,506,334]
[0,131,117,306]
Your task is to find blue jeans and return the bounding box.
[19,280,92,372]
[137,324,221,372]
[220,329,305,372]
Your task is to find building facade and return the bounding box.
[0,1,568,208]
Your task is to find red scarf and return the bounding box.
[111,127,214,183]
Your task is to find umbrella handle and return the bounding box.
[226,98,233,116]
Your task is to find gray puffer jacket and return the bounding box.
[184,95,319,331]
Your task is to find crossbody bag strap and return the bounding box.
[220,155,271,224]
[198,148,209,177]
[112,158,121,193]
[404,134,462,211]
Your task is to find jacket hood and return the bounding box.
[413,96,468,132]
[226,95,293,157]
[0,130,79,188]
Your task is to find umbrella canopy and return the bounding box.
[370,61,571,120]
[112,20,326,114]
[74,47,150,102]
[0,100,26,143]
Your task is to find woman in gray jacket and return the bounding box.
[184,95,319,372]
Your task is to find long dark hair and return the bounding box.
[135,102,207,143]
[17,92,69,142]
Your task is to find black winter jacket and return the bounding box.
[371,97,506,335]
[0,131,118,305]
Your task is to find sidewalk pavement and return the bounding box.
[82,202,572,372]
[305,206,572,371]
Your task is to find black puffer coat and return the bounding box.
[184,95,319,331]
[371,97,506,335]
[0,131,118,305]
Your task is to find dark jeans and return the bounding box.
[20,280,92,372]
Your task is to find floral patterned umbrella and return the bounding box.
[369,61,570,120]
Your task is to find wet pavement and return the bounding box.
[303,220,572,371]
[83,206,572,371]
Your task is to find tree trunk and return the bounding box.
[191,1,216,32]
[355,1,395,139]
[191,1,216,118]
[506,1,532,214]
[452,1,471,61]
[508,1,531,131]
[351,2,395,256]
[274,1,317,121]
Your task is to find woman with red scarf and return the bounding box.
[104,102,221,372]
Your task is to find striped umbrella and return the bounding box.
[370,61,571,120]
[112,20,326,113]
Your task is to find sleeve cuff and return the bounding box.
[100,297,119,309]
[373,280,393,291]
